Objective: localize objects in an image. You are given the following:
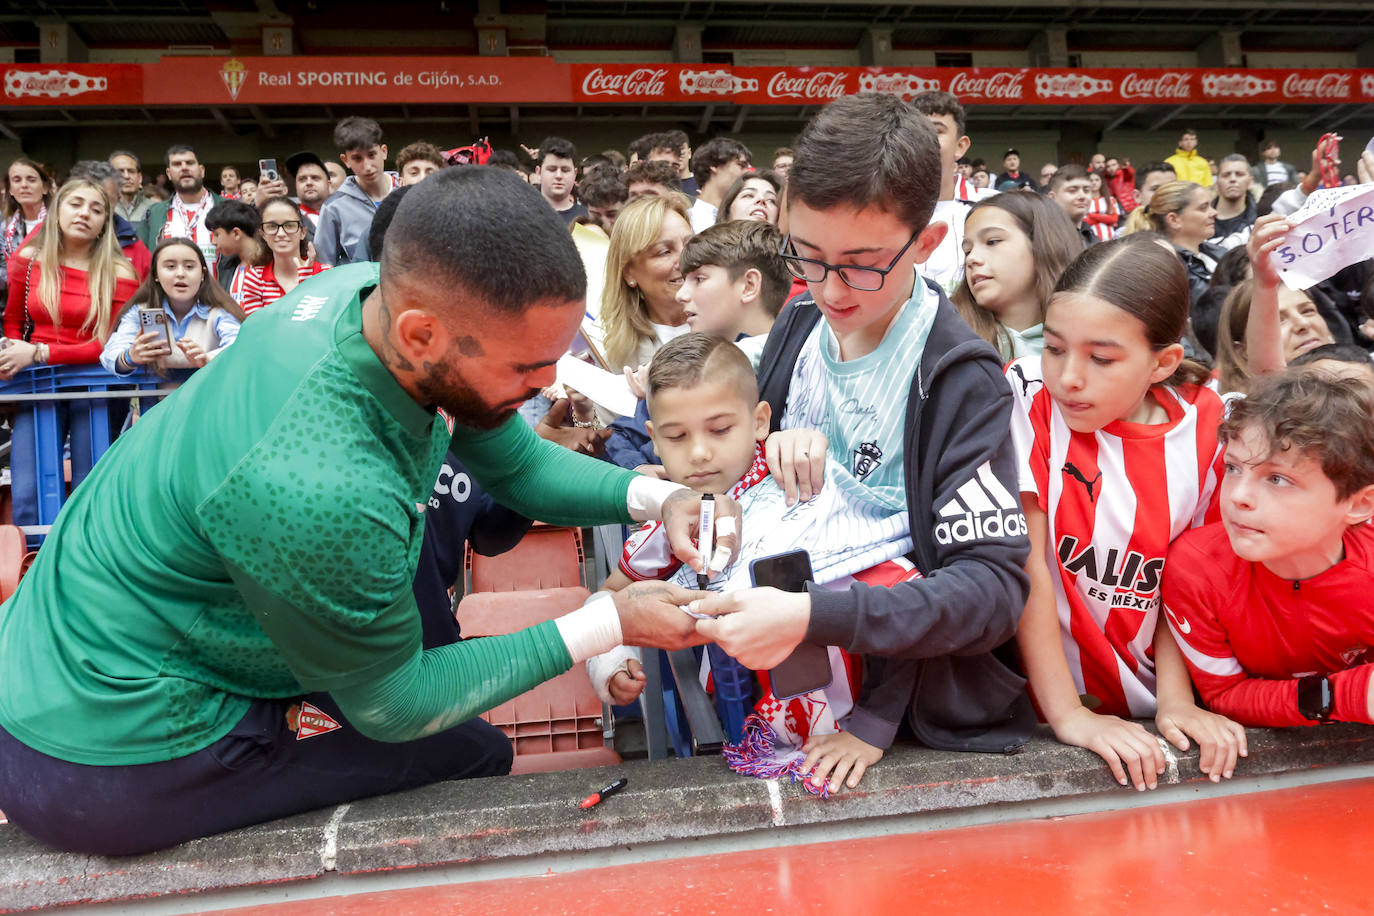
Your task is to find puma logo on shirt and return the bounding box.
[1062,461,1103,503]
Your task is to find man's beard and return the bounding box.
[178,175,203,194]
[416,357,531,432]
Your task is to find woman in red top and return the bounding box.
[3,179,138,529]
[239,197,328,315]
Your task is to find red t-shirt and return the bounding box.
[122,239,152,281]
[4,255,137,364]
[1162,521,1374,727]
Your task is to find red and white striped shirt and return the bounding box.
[239,259,330,315]
[224,262,247,304]
[1007,355,1225,718]
[1084,196,1122,243]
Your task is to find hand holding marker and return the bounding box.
[697,494,715,590]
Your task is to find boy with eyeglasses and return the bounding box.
[692,92,1034,794]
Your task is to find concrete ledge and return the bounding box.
[4,724,1374,911]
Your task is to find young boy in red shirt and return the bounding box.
[1162,368,1374,727]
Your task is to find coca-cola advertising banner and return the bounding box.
[3,60,1374,108]
[572,64,1374,107]
[2,63,142,106]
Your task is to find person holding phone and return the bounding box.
[3,178,139,531]
[101,237,243,380]
[239,197,328,315]
[691,94,1036,795]
[587,334,925,792]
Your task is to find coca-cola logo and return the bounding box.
[681,69,733,96]
[580,66,667,98]
[1034,73,1113,100]
[766,70,848,100]
[1202,73,1277,98]
[857,72,941,99]
[1364,73,1374,98]
[4,69,107,99]
[1120,71,1191,101]
[946,71,1025,101]
[1282,72,1351,100]
[679,70,757,96]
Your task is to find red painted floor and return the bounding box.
[195,778,1374,915]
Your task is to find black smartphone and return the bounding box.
[750,549,832,700]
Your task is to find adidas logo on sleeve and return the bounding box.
[934,461,1026,545]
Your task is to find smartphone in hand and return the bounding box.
[750,549,832,700]
[136,307,172,350]
[258,158,279,183]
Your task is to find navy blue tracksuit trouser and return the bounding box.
[0,690,512,857]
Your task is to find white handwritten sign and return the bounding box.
[1274,183,1374,290]
[555,353,638,417]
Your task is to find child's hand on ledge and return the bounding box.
[801,731,883,794]
[1050,705,1165,791]
[1155,702,1248,783]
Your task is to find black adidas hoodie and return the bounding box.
[756,282,1036,753]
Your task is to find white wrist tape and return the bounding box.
[586,645,642,705]
[715,515,737,538]
[627,476,687,522]
[555,591,623,664]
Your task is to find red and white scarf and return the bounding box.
[163,190,212,243]
[719,559,924,797]
[2,204,44,263]
[164,190,219,278]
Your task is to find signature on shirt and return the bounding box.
[838,398,877,416]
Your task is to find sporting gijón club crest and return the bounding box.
[286,700,342,740]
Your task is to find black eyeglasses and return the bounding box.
[779,229,921,292]
[262,220,302,235]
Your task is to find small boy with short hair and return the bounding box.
[589,333,922,790]
[676,221,790,368]
[1163,368,1374,726]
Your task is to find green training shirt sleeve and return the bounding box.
[451,414,635,526]
[330,618,573,743]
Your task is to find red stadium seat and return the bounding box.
[465,524,586,593]
[456,584,619,775]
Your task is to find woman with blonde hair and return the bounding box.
[599,193,693,372]
[3,178,138,529]
[1122,179,1222,305]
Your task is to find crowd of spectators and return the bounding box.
[2,91,1374,854]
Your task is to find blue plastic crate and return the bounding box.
[0,364,170,532]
